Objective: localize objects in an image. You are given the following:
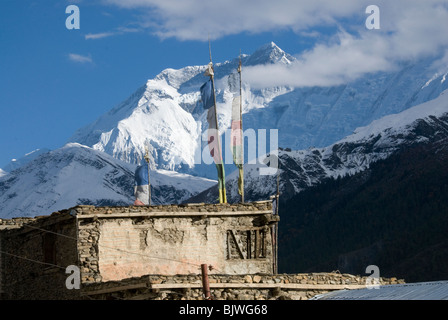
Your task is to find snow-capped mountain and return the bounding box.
[188,90,448,203]
[68,42,448,181]
[3,43,447,218]
[0,143,215,219]
[1,148,51,174]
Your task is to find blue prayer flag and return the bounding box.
[135,164,149,186]
[200,79,214,110]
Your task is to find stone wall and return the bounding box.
[1,201,278,299]
[1,217,37,298]
[73,201,278,283]
[0,202,407,300]
[82,272,405,300]
[0,211,78,300]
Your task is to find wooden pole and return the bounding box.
[201,264,211,300]
[208,39,226,203]
[274,164,280,273]
[276,168,280,215]
[144,145,151,206]
[238,51,244,203]
[271,226,276,274]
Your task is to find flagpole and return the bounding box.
[144,144,151,206]
[208,38,227,203]
[238,50,245,203]
[208,35,213,66]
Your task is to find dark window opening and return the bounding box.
[227,228,267,260]
[43,233,56,265]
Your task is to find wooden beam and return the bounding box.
[125,292,159,300]
[247,230,252,259]
[262,229,267,258]
[226,231,231,259]
[149,282,368,290]
[76,210,273,219]
[229,230,245,259]
[82,282,148,295]
[255,229,261,258]
[82,281,368,296]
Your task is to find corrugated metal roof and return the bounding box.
[311,281,448,300]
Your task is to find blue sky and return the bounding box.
[1,0,448,168]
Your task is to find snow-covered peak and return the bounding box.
[67,42,448,182]
[0,168,7,178]
[1,148,51,173]
[0,143,216,218]
[154,65,205,90]
[66,42,298,175]
[245,41,295,66]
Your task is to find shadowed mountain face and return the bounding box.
[278,138,448,283]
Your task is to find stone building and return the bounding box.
[0,200,280,299]
[0,200,404,300]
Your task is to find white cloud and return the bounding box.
[68,53,93,64]
[243,1,448,88]
[245,31,396,88]
[102,0,448,88]
[103,0,362,40]
[85,32,115,40]
[85,27,141,40]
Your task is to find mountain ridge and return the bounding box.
[2,43,447,219]
[187,89,448,203]
[0,143,215,218]
[66,43,448,181]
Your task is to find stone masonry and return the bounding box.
[0,201,281,299]
[74,201,278,283]
[81,272,404,300]
[0,211,77,300]
[0,201,404,300]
